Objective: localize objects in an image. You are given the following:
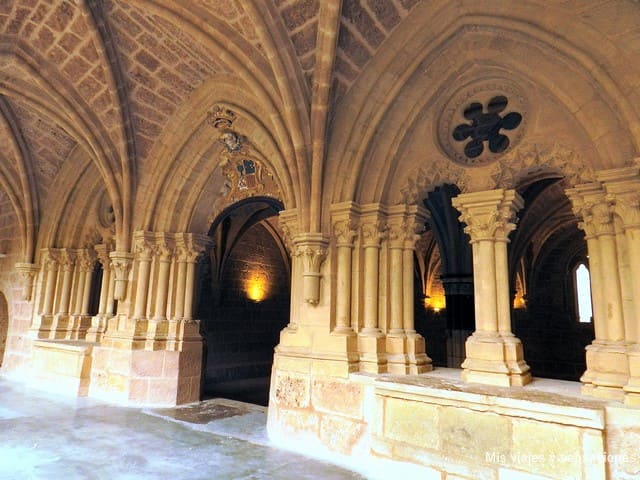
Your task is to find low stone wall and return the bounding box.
[268,368,640,480]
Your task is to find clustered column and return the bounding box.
[86,244,114,342]
[102,231,209,351]
[324,203,432,375]
[568,162,640,403]
[452,189,531,387]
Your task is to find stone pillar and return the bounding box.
[596,164,640,404]
[87,244,112,342]
[567,183,628,399]
[452,189,531,387]
[403,204,432,374]
[331,204,358,334]
[90,231,207,406]
[358,205,387,373]
[31,249,59,338]
[52,249,75,339]
[133,235,153,320]
[70,249,95,340]
[385,206,408,373]
[328,203,360,373]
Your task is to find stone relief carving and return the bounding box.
[490,141,595,189]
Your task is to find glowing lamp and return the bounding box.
[246,275,267,302]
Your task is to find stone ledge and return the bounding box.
[371,373,607,429]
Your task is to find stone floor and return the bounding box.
[0,378,365,480]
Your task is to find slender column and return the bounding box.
[387,219,405,336]
[173,244,188,319]
[403,204,432,373]
[153,241,172,320]
[42,251,59,316]
[95,246,111,316]
[452,189,531,387]
[133,238,153,320]
[183,250,199,321]
[567,182,628,398]
[597,163,640,404]
[332,214,357,334]
[361,219,384,334]
[357,207,387,374]
[105,264,116,316]
[80,257,94,315]
[57,250,74,315]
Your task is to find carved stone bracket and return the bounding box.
[109,251,134,301]
[294,233,329,305]
[15,262,39,302]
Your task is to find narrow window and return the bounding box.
[575,263,593,323]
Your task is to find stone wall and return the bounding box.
[200,222,289,386]
[268,370,640,480]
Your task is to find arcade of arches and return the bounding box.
[1,1,640,478]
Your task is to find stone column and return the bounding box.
[331,204,358,334]
[452,189,531,387]
[72,250,95,339]
[32,249,59,338]
[385,206,408,373]
[133,236,153,320]
[567,182,628,399]
[403,204,432,374]
[87,244,111,342]
[41,251,59,317]
[358,206,387,373]
[52,249,75,338]
[152,239,172,321]
[597,164,640,404]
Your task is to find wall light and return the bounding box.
[246,274,267,302]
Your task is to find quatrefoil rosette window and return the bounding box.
[437,82,528,167]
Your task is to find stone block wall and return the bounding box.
[200,222,289,387]
[268,369,640,480]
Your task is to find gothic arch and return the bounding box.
[324,2,640,214]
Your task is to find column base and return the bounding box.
[358,330,387,374]
[50,313,72,339]
[29,314,55,339]
[406,332,433,374]
[86,314,110,343]
[623,345,640,405]
[68,315,92,340]
[580,341,628,400]
[461,332,531,387]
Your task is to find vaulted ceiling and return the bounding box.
[1,0,640,263]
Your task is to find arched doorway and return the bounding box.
[510,177,595,380]
[198,197,290,405]
[416,184,475,368]
[0,292,8,368]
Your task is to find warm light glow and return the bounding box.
[425,293,445,312]
[513,294,526,309]
[246,274,267,302]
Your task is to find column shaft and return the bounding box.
[335,244,353,332]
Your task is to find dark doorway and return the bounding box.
[198,198,290,405]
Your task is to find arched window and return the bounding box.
[575,263,593,323]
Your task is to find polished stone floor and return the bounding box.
[0,378,365,480]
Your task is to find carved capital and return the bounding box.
[59,250,76,272]
[293,233,329,305]
[607,191,640,229]
[109,251,134,301]
[360,220,386,247]
[15,262,39,302]
[77,249,97,272]
[42,250,60,272]
[94,244,111,268]
[453,189,523,242]
[332,218,358,246]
